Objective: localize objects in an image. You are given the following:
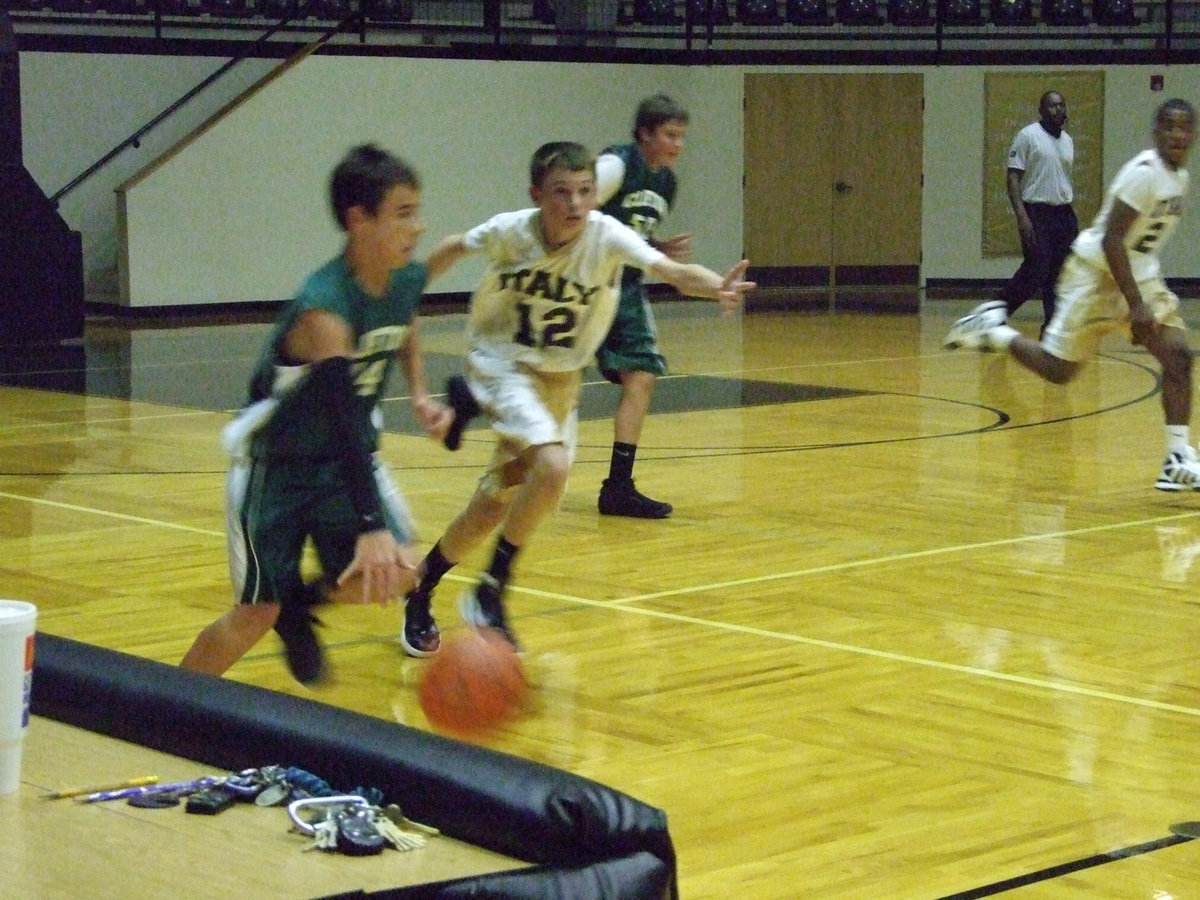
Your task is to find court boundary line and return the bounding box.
[507,578,1200,720]
[0,490,222,535]
[610,508,1200,602]
[7,487,1200,719]
[933,831,1194,899]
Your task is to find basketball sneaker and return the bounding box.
[442,374,481,452]
[458,579,521,651]
[400,590,440,658]
[1156,446,1200,492]
[274,604,328,686]
[943,300,1011,351]
[598,478,673,519]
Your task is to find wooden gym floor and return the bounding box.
[3,294,1200,898]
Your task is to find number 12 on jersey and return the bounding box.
[514,300,579,350]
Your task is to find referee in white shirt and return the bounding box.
[997,90,1079,337]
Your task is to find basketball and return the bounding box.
[418,628,528,735]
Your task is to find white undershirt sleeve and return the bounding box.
[595,154,626,206]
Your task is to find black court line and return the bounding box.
[0,345,1168,476]
[574,372,874,421]
[935,825,1199,899]
[0,346,873,421]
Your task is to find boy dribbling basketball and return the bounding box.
[399,141,754,656]
[181,144,453,685]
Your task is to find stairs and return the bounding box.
[0,164,85,346]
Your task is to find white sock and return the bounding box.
[991,325,1020,350]
[1166,425,1190,455]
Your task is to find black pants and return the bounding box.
[999,202,1079,330]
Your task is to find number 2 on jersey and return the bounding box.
[515,300,578,349]
[1132,220,1166,255]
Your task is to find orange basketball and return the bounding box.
[418,628,528,736]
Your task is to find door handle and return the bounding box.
[834,180,853,194]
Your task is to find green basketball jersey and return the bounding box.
[249,256,428,457]
[599,143,678,287]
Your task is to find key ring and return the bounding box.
[286,795,370,836]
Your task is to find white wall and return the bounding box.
[18,50,1200,307]
[19,51,278,303]
[116,56,742,304]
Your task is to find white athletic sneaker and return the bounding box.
[943,300,1010,351]
[1156,446,1200,492]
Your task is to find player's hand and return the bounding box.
[658,232,694,262]
[1017,218,1036,253]
[335,531,418,606]
[414,397,454,443]
[716,259,756,313]
[1129,304,1157,347]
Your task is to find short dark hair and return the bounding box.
[633,94,689,142]
[1157,97,1196,127]
[329,144,420,231]
[529,141,595,188]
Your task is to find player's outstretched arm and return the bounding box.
[424,234,470,283]
[650,257,755,312]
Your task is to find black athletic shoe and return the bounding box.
[598,478,673,519]
[443,374,481,452]
[457,581,521,651]
[400,590,440,658]
[274,605,328,686]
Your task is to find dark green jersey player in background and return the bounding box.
[181,144,453,685]
[595,94,693,519]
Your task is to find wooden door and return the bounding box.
[744,73,923,294]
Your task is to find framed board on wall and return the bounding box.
[982,72,1105,257]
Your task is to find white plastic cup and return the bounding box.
[0,601,37,796]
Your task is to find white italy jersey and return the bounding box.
[463,208,665,372]
[1072,149,1188,282]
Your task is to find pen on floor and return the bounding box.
[77,775,221,804]
[41,775,159,800]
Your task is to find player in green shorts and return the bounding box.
[594,94,693,519]
[181,144,453,685]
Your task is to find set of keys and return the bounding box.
[228,766,441,855]
[216,765,380,809]
[175,765,295,814]
[236,765,299,808]
[286,795,440,855]
[64,764,437,855]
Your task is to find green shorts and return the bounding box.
[228,454,413,606]
[595,283,668,384]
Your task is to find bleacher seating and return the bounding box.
[888,0,930,24]
[836,0,878,22]
[736,0,778,22]
[1093,0,1136,22]
[992,0,1034,23]
[942,0,982,22]
[0,0,1181,53]
[686,0,730,24]
[634,0,677,21]
[1044,0,1086,22]
[785,0,829,22]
